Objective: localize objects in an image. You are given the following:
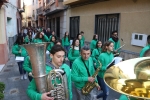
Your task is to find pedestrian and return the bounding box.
[90,34,98,53]
[32,31,49,43]
[77,33,84,48]
[47,35,57,52]
[62,31,70,56]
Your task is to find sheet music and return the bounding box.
[15,56,24,62]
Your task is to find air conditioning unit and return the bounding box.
[131,33,147,47]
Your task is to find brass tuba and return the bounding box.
[82,61,101,95]
[104,57,150,100]
[23,43,69,100]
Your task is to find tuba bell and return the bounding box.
[23,43,69,100]
[104,57,150,100]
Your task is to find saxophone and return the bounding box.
[82,61,102,95]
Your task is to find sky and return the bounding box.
[21,0,32,7]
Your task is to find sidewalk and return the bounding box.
[0,54,30,100]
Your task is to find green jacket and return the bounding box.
[33,35,49,43]
[139,44,150,57]
[62,37,70,47]
[97,51,114,78]
[91,48,102,63]
[68,47,80,62]
[12,44,28,57]
[47,42,54,51]
[80,39,84,48]
[49,35,57,42]
[24,36,30,43]
[109,38,120,51]
[71,56,97,89]
[119,95,137,100]
[27,64,72,100]
[23,56,32,73]
[81,36,85,43]
[90,40,98,52]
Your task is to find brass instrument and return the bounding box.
[82,61,101,95]
[23,43,69,100]
[104,57,150,100]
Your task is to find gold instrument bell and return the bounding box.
[104,57,150,100]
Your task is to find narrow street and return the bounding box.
[0,53,121,100]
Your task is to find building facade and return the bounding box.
[64,0,150,59]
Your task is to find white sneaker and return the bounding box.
[21,75,23,80]
[92,95,98,100]
[23,74,27,79]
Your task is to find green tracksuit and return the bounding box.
[47,42,54,51]
[81,36,85,44]
[33,35,49,43]
[91,48,102,64]
[71,56,97,89]
[62,37,70,47]
[139,44,150,57]
[97,51,114,78]
[119,95,136,100]
[90,40,98,52]
[109,38,120,51]
[12,44,28,57]
[27,64,72,100]
[68,47,80,62]
[23,56,32,73]
[79,39,84,48]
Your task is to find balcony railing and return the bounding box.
[43,0,65,15]
[37,6,43,15]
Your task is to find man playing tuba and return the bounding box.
[71,46,100,100]
[27,45,72,100]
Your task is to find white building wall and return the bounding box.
[5,0,18,37]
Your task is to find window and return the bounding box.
[95,14,119,43]
[70,16,80,39]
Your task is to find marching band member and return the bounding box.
[71,46,100,100]
[47,35,57,52]
[62,31,70,56]
[91,40,102,67]
[90,34,98,53]
[93,41,114,100]
[77,33,84,48]
[68,38,80,68]
[80,31,85,45]
[139,35,150,57]
[27,45,72,100]
[108,31,120,53]
[33,31,49,43]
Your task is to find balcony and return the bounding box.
[37,6,43,15]
[43,0,66,15]
[63,0,109,6]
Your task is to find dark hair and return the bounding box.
[27,31,33,40]
[14,36,24,45]
[64,32,70,42]
[50,45,65,55]
[80,31,84,34]
[102,41,113,52]
[96,40,102,48]
[35,31,42,39]
[76,33,82,39]
[93,34,98,40]
[54,39,62,45]
[81,45,90,52]
[72,38,80,54]
[147,35,150,44]
[50,35,56,42]
[111,30,117,35]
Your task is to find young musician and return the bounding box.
[12,36,28,80]
[27,45,72,100]
[77,33,84,48]
[90,34,98,53]
[109,30,120,53]
[47,35,57,52]
[68,38,80,68]
[33,31,49,43]
[91,40,102,66]
[62,31,70,56]
[139,35,150,57]
[80,31,85,44]
[24,31,33,44]
[71,46,100,100]
[93,41,114,100]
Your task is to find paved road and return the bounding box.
[0,54,121,100]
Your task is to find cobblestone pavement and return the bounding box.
[0,53,121,100]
